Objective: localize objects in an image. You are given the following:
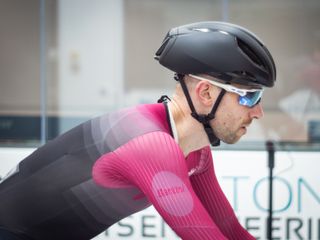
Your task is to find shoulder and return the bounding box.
[114,131,185,167]
[93,131,187,188]
[88,103,171,154]
[94,130,185,170]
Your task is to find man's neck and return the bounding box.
[168,99,209,156]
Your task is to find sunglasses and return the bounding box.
[189,74,264,108]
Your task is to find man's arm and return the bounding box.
[93,131,228,240]
[189,146,255,240]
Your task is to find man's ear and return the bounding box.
[195,81,215,106]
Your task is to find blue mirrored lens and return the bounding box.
[238,91,263,107]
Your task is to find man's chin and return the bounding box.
[221,137,240,144]
[217,130,244,144]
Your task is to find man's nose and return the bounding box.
[249,103,264,119]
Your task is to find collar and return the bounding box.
[167,102,179,144]
[158,95,179,144]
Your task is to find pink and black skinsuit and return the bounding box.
[0,103,255,240]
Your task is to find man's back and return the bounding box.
[0,103,170,240]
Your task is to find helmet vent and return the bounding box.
[155,37,170,60]
[232,71,255,80]
[236,38,265,69]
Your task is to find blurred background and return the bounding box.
[0,1,320,239]
[0,0,320,147]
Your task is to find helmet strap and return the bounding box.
[177,74,226,146]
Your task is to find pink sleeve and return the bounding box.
[189,147,256,240]
[93,131,228,240]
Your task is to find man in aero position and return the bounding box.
[0,22,276,240]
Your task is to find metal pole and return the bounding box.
[266,141,275,240]
[40,0,47,144]
[221,0,229,22]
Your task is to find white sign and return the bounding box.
[1,148,319,240]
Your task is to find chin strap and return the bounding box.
[176,74,226,146]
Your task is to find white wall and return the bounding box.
[0,148,35,180]
[57,0,124,115]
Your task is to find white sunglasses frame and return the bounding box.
[188,74,264,97]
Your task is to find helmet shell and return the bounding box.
[155,21,276,88]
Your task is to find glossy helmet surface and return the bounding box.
[155,21,276,87]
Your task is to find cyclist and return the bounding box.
[0,21,276,240]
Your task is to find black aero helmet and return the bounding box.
[155,21,276,87]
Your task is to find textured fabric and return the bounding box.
[93,133,255,240]
[0,228,30,240]
[189,147,256,240]
[0,103,255,240]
